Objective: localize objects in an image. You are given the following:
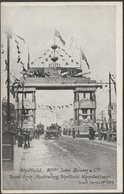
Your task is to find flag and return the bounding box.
[111,75,116,94]
[55,30,66,46]
[13,33,25,43]
[81,49,90,70]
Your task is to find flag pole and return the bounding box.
[54,29,56,57]
[54,29,55,45]
[80,47,82,70]
[27,46,30,69]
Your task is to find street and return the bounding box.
[3,135,117,190]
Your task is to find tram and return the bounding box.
[45,123,61,140]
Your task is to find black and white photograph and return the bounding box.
[1,2,123,193]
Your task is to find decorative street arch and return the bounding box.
[13,44,102,131]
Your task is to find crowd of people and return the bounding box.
[16,128,42,149]
[63,126,96,140]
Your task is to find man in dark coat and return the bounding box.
[23,129,30,148]
[72,128,76,139]
[89,126,95,140]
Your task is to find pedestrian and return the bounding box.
[77,128,80,138]
[23,129,27,148]
[23,129,30,148]
[17,131,23,147]
[89,125,95,140]
[72,128,76,139]
[26,129,30,147]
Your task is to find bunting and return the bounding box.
[17,55,21,63]
[65,62,69,66]
[36,103,73,110]
[14,34,26,67]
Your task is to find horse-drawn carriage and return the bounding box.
[44,124,61,140]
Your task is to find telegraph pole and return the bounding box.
[107,72,112,141]
[109,72,112,129]
[21,83,24,128]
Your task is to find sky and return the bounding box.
[1,2,117,125]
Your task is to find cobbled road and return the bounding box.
[3,135,117,191]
